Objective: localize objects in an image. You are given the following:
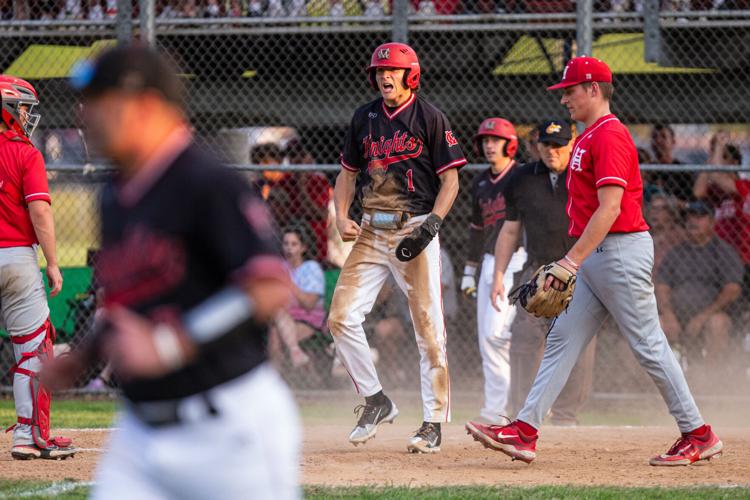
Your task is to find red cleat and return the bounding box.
[649,425,723,466]
[465,420,537,463]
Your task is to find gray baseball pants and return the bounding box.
[517,231,704,433]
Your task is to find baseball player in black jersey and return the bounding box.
[461,118,526,425]
[44,47,300,499]
[330,42,466,453]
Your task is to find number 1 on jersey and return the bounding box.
[406,169,415,192]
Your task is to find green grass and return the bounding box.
[0,398,117,429]
[1,482,749,500]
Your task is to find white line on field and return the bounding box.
[56,428,116,432]
[0,481,94,498]
[74,447,105,452]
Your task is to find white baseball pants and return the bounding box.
[0,246,52,447]
[476,249,526,422]
[328,213,450,422]
[91,364,301,500]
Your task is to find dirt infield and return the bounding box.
[2,425,749,487]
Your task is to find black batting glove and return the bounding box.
[395,213,442,262]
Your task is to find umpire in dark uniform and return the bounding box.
[489,121,597,425]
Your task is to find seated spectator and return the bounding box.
[265,140,331,261]
[87,0,104,19]
[646,123,694,204]
[251,142,288,218]
[272,225,327,367]
[656,201,743,372]
[694,134,750,287]
[204,0,221,16]
[228,0,243,16]
[181,0,200,17]
[248,0,267,16]
[58,0,83,19]
[646,192,685,275]
[105,0,117,17]
[363,0,386,15]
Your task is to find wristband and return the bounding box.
[184,287,255,344]
[463,264,477,277]
[153,324,186,371]
[563,255,580,270]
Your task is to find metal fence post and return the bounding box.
[576,0,593,56]
[116,0,133,46]
[392,0,409,44]
[139,0,156,47]
[644,0,662,63]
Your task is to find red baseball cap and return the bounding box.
[547,57,612,91]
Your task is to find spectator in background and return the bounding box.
[523,127,541,163]
[104,0,117,17]
[694,133,750,292]
[87,0,104,19]
[638,146,665,204]
[645,192,685,275]
[647,123,694,204]
[158,0,180,17]
[248,0,266,16]
[0,0,12,20]
[250,142,290,219]
[181,0,200,17]
[271,225,327,367]
[276,140,331,262]
[330,0,345,15]
[58,0,83,19]
[204,0,221,16]
[656,201,743,373]
[363,0,385,15]
[228,0,243,16]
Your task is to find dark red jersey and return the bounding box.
[340,93,466,215]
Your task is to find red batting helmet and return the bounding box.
[367,42,421,91]
[474,117,518,158]
[0,75,40,138]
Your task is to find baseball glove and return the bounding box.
[508,262,576,318]
[395,214,442,262]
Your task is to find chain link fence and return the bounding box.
[1,7,749,400]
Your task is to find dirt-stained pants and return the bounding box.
[328,213,450,423]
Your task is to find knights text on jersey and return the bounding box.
[96,144,288,402]
[339,94,467,214]
[469,163,516,260]
[566,114,649,237]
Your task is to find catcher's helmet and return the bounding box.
[474,117,518,158]
[367,42,421,91]
[0,75,40,138]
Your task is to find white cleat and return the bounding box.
[348,398,399,445]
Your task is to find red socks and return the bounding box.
[515,420,538,437]
[687,424,709,438]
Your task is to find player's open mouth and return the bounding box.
[382,83,394,91]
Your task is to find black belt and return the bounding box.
[129,389,220,428]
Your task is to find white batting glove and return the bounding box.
[461,265,477,299]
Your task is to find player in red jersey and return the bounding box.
[466,57,722,467]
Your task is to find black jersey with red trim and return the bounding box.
[96,143,287,403]
[340,93,467,215]
[468,162,516,263]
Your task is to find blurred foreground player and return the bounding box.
[1,75,73,460]
[45,46,300,498]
